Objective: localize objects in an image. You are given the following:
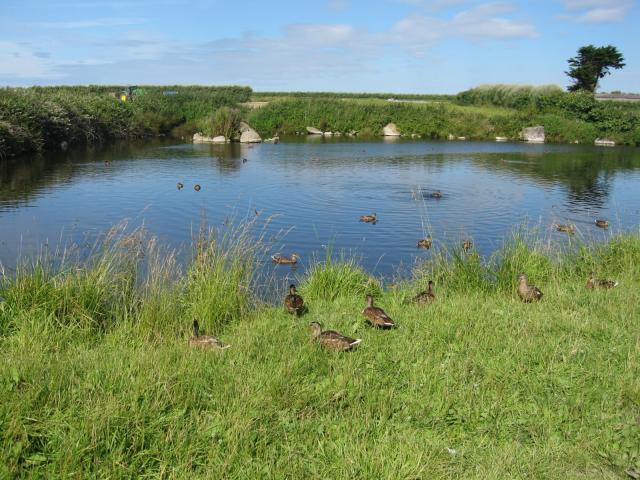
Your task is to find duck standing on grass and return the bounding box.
[309,322,361,351]
[362,295,395,328]
[271,253,300,265]
[284,284,305,315]
[517,273,543,302]
[188,320,230,350]
[414,280,436,304]
[586,272,618,289]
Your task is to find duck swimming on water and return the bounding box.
[271,253,300,265]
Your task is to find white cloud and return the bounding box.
[559,0,633,22]
[327,0,351,10]
[1,3,536,85]
[0,42,60,78]
[396,0,467,9]
[390,2,536,55]
[31,18,147,29]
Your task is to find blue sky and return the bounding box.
[0,0,637,92]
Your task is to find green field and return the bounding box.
[1,224,639,478]
[2,84,640,159]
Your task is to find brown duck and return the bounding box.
[586,272,618,289]
[556,224,576,233]
[284,284,304,315]
[309,322,361,351]
[271,253,300,265]
[188,320,230,350]
[595,219,609,228]
[517,273,543,302]
[417,236,433,249]
[414,280,435,304]
[362,295,395,328]
[359,213,377,223]
[430,191,442,199]
[462,239,473,251]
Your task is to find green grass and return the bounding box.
[247,94,639,145]
[1,226,639,478]
[0,86,252,159]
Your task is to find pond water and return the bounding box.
[1,138,639,278]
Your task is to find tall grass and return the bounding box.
[1,225,639,477]
[0,86,252,158]
[248,94,640,145]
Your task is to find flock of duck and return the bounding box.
[174,182,617,351]
[188,271,618,352]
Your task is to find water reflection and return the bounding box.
[1,139,639,276]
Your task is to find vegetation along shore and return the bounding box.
[1,222,639,477]
[2,84,640,159]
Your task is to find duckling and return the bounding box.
[462,239,473,251]
[362,295,395,328]
[586,272,618,289]
[413,280,435,304]
[194,184,201,192]
[595,219,609,229]
[177,182,184,190]
[188,320,230,350]
[309,322,361,351]
[359,213,377,223]
[284,284,305,315]
[430,191,442,199]
[517,273,543,302]
[417,236,433,249]
[556,224,576,234]
[271,253,300,265]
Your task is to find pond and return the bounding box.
[1,138,639,278]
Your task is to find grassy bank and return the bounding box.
[3,84,639,160]
[1,225,639,478]
[248,90,640,145]
[0,86,251,159]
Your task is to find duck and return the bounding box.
[362,295,395,328]
[284,284,305,315]
[595,219,609,229]
[556,224,576,234]
[413,280,435,304]
[417,236,433,249]
[188,320,231,350]
[359,213,377,223]
[309,322,361,351]
[586,272,618,289]
[271,253,300,265]
[517,273,543,302]
[462,239,473,251]
[242,158,248,163]
[430,191,442,199]
[177,182,184,190]
[194,184,201,192]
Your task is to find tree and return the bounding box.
[566,45,625,92]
